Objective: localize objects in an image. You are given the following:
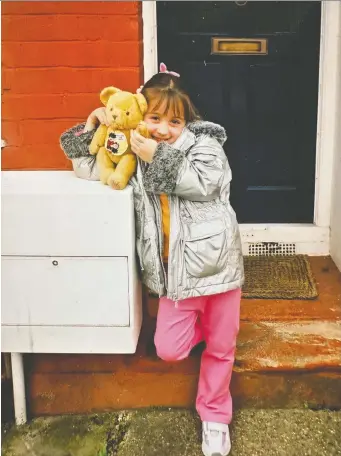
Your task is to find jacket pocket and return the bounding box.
[183,219,228,278]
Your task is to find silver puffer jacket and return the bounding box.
[60,120,244,302]
[129,121,244,302]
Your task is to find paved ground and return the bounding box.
[2,408,341,456]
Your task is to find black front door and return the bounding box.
[157,1,321,223]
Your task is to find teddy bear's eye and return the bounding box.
[110,108,113,111]
[126,111,130,116]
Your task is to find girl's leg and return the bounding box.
[154,296,205,362]
[196,288,241,424]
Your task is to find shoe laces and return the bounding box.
[204,429,226,445]
[203,422,229,448]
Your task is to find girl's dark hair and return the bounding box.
[141,72,201,122]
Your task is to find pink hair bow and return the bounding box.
[159,62,180,77]
[136,63,180,94]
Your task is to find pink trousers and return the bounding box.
[154,288,241,424]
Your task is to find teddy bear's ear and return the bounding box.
[100,87,121,106]
[134,93,148,115]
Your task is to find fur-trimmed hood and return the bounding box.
[187,120,227,146]
[168,120,227,153]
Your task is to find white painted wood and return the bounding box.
[11,353,27,425]
[1,171,135,257]
[142,1,158,83]
[2,326,141,354]
[314,1,341,228]
[240,224,328,243]
[331,150,341,270]
[2,256,129,327]
[330,2,341,272]
[240,224,329,256]
[1,170,142,357]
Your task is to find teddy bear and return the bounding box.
[89,86,150,189]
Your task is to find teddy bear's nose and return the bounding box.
[112,114,118,120]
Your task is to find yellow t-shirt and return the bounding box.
[159,194,170,261]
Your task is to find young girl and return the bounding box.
[60,64,244,456]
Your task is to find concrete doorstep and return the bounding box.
[2,408,341,456]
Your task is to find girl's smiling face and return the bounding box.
[144,99,186,144]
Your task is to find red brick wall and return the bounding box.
[1,1,143,170]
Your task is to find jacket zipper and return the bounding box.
[152,194,167,295]
[169,195,181,307]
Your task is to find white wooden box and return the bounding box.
[1,171,142,354]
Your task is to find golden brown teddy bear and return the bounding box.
[89,86,149,189]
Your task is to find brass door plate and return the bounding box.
[211,37,268,55]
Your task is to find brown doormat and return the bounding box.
[242,255,318,299]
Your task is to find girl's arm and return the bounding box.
[60,123,96,159]
[60,108,109,160]
[142,136,229,202]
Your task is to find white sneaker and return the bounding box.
[202,421,231,456]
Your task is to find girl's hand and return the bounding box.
[130,130,158,163]
[84,107,110,132]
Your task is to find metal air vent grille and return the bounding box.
[248,242,296,256]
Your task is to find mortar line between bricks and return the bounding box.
[3,40,142,44]
[3,91,140,95]
[4,118,90,122]
[2,66,142,70]
[1,13,139,17]
[3,93,141,96]
[3,67,140,71]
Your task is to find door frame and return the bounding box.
[142,1,341,255]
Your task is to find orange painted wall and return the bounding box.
[1,1,143,170]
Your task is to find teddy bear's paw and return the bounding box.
[108,174,128,190]
[110,180,128,190]
[136,121,150,138]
